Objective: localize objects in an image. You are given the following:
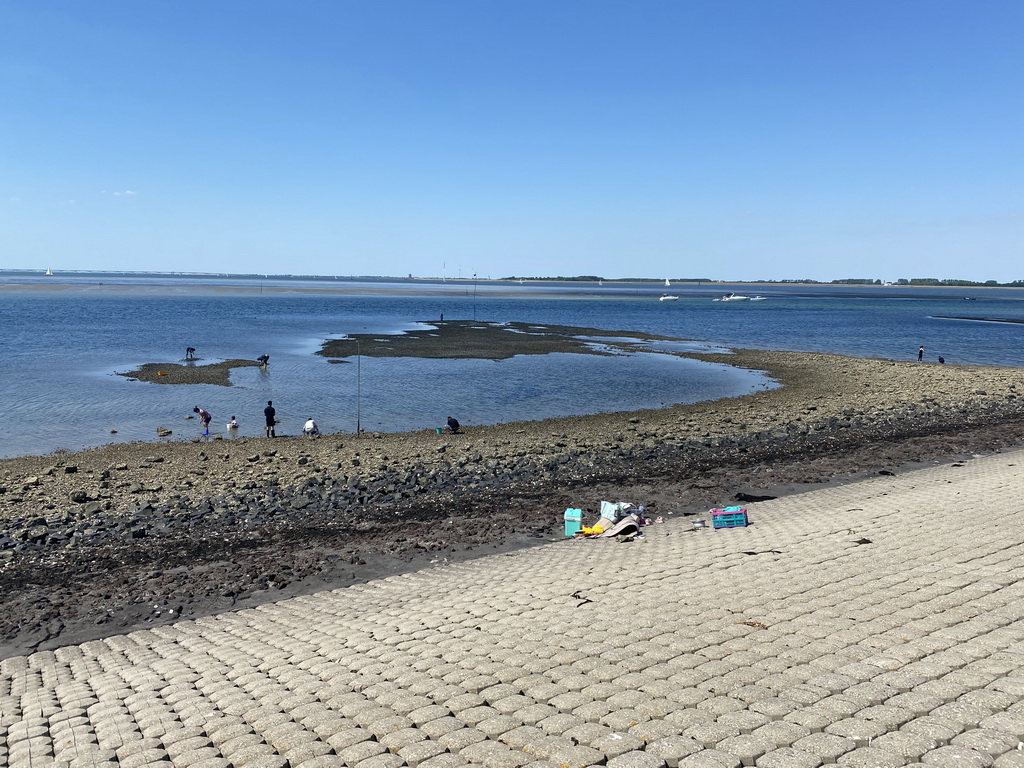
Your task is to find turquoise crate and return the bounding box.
[564,508,583,537]
[710,507,748,528]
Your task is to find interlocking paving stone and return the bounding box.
[7,454,1024,767]
[753,747,823,768]
[834,746,907,767]
[993,753,1024,768]
[678,749,742,767]
[919,744,996,766]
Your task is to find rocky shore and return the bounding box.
[2,348,1023,659]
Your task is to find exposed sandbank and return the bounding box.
[118,359,262,386]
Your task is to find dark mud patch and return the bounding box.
[118,359,262,386]
[317,320,677,361]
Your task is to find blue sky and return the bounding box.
[2,1,1021,281]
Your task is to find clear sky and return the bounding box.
[2,1,1021,282]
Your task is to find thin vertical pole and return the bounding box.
[356,340,361,437]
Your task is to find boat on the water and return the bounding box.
[45,267,53,276]
[750,296,766,301]
[659,294,679,301]
[714,292,750,301]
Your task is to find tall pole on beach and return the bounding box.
[473,273,477,320]
[355,340,361,438]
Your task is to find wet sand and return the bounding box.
[119,359,263,386]
[2,348,1023,659]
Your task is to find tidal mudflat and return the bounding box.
[2,346,1023,658]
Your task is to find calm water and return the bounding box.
[2,274,1022,458]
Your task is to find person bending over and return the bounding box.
[193,406,212,435]
[303,418,319,436]
[444,416,461,434]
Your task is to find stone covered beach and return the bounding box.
[2,347,1024,766]
[2,343,1023,662]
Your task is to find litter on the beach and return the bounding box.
[572,500,650,540]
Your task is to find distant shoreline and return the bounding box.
[2,277,1022,301]
[3,271,1023,291]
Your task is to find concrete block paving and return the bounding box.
[4,451,1024,766]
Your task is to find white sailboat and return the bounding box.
[665,278,671,287]
[45,267,53,276]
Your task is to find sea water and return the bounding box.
[1,274,1022,459]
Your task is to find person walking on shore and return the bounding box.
[918,345,925,362]
[193,406,212,435]
[264,400,276,437]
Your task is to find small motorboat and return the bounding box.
[750,296,767,301]
[659,294,679,301]
[714,293,750,301]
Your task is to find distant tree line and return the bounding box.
[501,276,1024,287]
[894,278,1024,287]
[501,276,714,282]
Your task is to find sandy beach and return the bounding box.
[2,348,1023,661]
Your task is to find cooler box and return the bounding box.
[564,508,583,537]
[711,506,748,529]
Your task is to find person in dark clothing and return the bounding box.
[918,346,925,362]
[264,400,276,437]
[185,347,196,359]
[257,354,270,368]
[444,416,460,434]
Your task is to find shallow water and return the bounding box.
[2,275,1022,458]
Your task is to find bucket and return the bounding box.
[435,427,443,435]
[564,508,583,537]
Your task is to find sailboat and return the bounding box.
[665,278,671,287]
[45,267,53,276]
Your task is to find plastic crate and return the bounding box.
[710,506,748,528]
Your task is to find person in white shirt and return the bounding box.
[303,418,319,436]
